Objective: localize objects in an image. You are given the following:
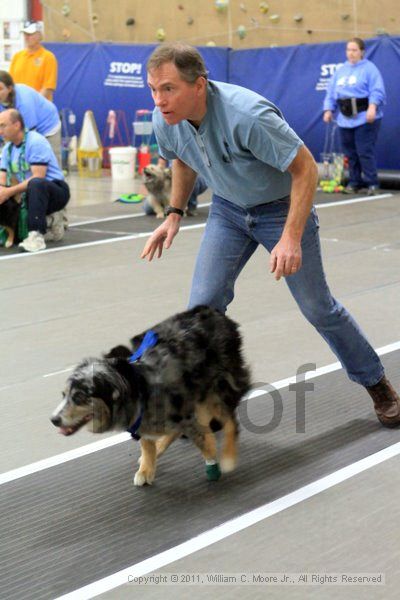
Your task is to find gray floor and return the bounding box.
[1,170,399,599]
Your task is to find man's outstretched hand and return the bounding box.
[141,215,181,261]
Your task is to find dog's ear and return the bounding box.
[104,345,131,360]
[130,333,146,353]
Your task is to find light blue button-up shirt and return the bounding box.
[153,80,303,209]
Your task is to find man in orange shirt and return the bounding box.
[9,22,57,102]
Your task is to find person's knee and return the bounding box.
[143,197,156,215]
[300,297,343,328]
[188,296,227,313]
[27,177,47,192]
[357,149,374,161]
[59,183,71,206]
[188,284,231,314]
[193,177,207,196]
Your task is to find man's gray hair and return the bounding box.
[147,43,208,83]
[5,108,25,130]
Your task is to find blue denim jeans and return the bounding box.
[188,195,384,386]
[339,120,381,188]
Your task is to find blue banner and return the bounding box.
[46,42,229,146]
[46,38,399,168]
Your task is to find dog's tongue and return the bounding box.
[59,426,74,436]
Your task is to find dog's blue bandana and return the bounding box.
[127,329,158,440]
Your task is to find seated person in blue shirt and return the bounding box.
[0,71,62,165]
[141,42,400,428]
[0,108,69,252]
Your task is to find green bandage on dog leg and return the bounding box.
[205,459,221,481]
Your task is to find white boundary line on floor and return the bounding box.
[0,223,206,261]
[55,440,400,600]
[43,367,76,378]
[1,339,399,487]
[70,202,212,227]
[316,192,392,208]
[0,193,394,262]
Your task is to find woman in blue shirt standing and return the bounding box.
[0,71,61,165]
[323,37,386,195]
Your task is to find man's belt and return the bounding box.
[337,97,369,117]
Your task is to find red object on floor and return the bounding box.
[138,148,151,174]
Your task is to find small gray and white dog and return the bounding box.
[50,306,251,487]
[143,164,172,218]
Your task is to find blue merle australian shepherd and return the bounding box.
[51,306,251,486]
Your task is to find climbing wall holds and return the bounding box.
[61,4,71,17]
[237,25,247,39]
[156,27,166,41]
[215,0,229,13]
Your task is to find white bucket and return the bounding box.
[109,146,137,180]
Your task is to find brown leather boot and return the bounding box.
[366,376,400,428]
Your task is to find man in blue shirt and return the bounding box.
[141,43,399,427]
[0,108,69,252]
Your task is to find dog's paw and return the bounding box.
[220,456,237,473]
[205,462,221,481]
[134,469,155,486]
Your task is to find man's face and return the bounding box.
[147,62,205,125]
[0,114,20,142]
[24,32,41,50]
